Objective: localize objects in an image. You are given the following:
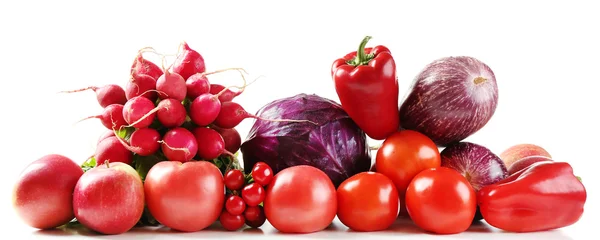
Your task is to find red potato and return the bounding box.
[211,126,242,153]
[59,84,127,108]
[125,73,157,101]
[508,156,553,175]
[193,127,225,160]
[123,96,156,129]
[95,136,133,166]
[161,128,198,162]
[12,154,83,229]
[156,71,187,101]
[73,161,144,235]
[172,42,206,80]
[186,73,210,99]
[131,50,163,80]
[500,143,551,168]
[79,104,127,130]
[144,161,224,232]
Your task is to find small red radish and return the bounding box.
[125,73,158,101]
[215,102,317,129]
[209,84,241,103]
[189,93,222,126]
[98,130,115,144]
[131,50,163,80]
[193,127,225,160]
[186,73,210,99]
[60,84,126,108]
[156,71,187,101]
[211,126,242,153]
[123,96,156,129]
[79,104,127,130]
[172,42,206,80]
[157,99,187,128]
[115,128,161,156]
[96,136,133,166]
[161,127,198,162]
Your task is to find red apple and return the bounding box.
[508,155,553,175]
[145,161,224,232]
[73,161,144,235]
[499,143,551,168]
[12,154,83,229]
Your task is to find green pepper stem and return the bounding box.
[349,36,374,66]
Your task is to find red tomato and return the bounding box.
[144,161,224,232]
[337,172,399,231]
[405,167,476,234]
[375,130,440,215]
[264,165,337,233]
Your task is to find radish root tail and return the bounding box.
[113,130,143,153]
[126,106,162,128]
[58,86,98,94]
[159,140,192,156]
[214,69,249,99]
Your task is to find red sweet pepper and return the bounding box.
[478,161,586,233]
[331,36,399,140]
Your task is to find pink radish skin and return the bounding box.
[60,84,126,108]
[186,73,211,99]
[189,94,222,126]
[95,136,133,166]
[192,127,225,160]
[80,104,127,130]
[156,99,187,128]
[98,130,115,144]
[211,126,242,153]
[209,84,241,103]
[129,128,161,156]
[161,128,198,162]
[123,97,156,129]
[131,52,163,80]
[126,73,157,101]
[213,102,250,129]
[172,42,206,80]
[156,71,187,101]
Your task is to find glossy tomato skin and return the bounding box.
[264,165,337,233]
[375,130,440,214]
[337,172,399,231]
[144,161,224,232]
[12,154,83,229]
[405,167,476,234]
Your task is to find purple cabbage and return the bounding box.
[240,93,371,187]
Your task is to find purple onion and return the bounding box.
[440,142,508,192]
[398,56,498,146]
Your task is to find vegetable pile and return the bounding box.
[11,36,587,236]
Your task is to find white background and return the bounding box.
[0,0,598,239]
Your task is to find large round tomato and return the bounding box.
[405,167,476,234]
[375,130,440,214]
[337,172,399,231]
[264,165,337,233]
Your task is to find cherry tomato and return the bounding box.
[405,167,476,234]
[337,172,399,231]
[251,162,273,186]
[264,165,337,233]
[219,210,245,231]
[244,205,266,228]
[375,130,440,214]
[225,195,246,215]
[224,169,244,190]
[241,183,265,207]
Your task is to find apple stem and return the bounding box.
[104,160,110,168]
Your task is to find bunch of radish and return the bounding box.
[63,42,255,169]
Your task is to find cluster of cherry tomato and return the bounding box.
[220,162,273,231]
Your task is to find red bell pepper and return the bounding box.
[331,36,399,140]
[478,161,586,233]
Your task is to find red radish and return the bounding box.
[157,99,187,128]
[186,73,211,99]
[125,73,157,101]
[118,128,161,156]
[96,136,133,166]
[79,104,127,130]
[209,84,241,103]
[123,96,156,128]
[156,71,187,101]
[59,84,126,108]
[193,127,225,160]
[161,128,198,162]
[215,101,317,129]
[131,49,163,80]
[189,93,222,126]
[211,126,242,153]
[172,42,206,80]
[98,130,115,144]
